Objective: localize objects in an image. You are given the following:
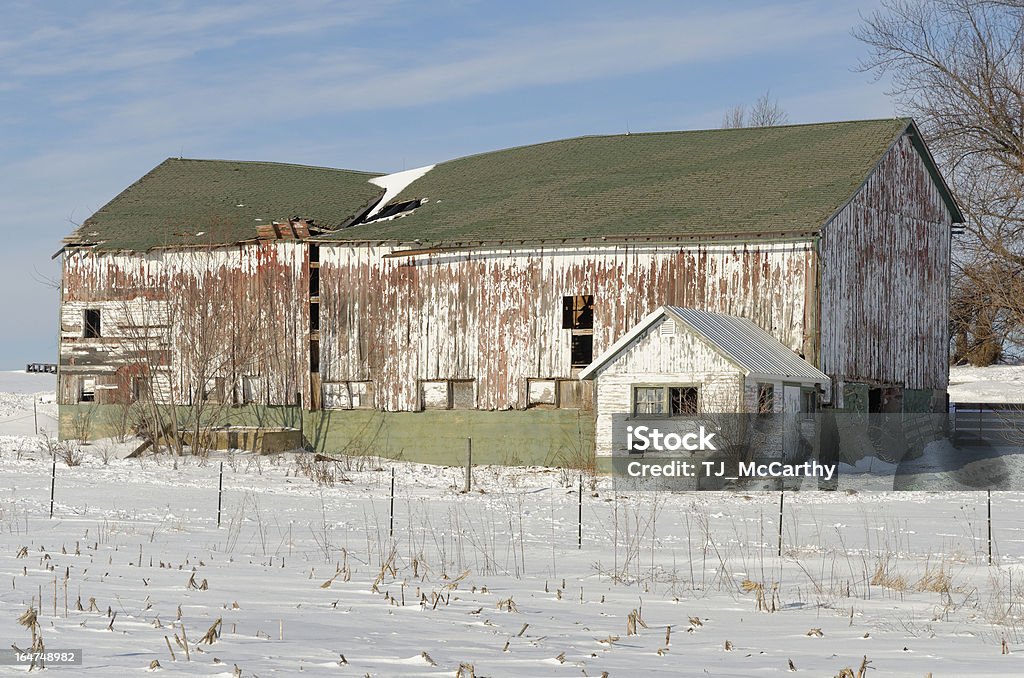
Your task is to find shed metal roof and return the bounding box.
[580,306,829,386]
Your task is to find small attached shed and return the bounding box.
[580,306,830,456]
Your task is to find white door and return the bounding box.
[782,384,802,462]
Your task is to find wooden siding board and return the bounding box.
[819,133,952,391]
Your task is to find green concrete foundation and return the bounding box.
[59,404,596,467]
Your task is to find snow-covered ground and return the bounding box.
[0,373,1022,675]
[949,364,1024,404]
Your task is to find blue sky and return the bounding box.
[0,0,892,368]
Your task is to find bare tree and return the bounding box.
[722,91,789,128]
[856,0,1024,364]
[748,91,790,127]
[722,104,747,129]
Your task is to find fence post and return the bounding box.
[389,467,396,538]
[49,453,56,519]
[578,474,583,550]
[777,491,784,557]
[217,462,223,528]
[987,490,993,566]
[463,438,472,493]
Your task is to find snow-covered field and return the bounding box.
[1,372,1023,676]
[950,363,1024,404]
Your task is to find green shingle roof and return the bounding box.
[324,118,957,245]
[66,158,384,251]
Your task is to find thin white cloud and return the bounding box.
[45,3,856,148]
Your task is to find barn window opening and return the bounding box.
[133,376,152,402]
[310,338,320,373]
[79,378,96,403]
[83,309,101,338]
[309,243,319,263]
[564,295,594,368]
[669,386,699,415]
[562,295,594,329]
[757,383,775,414]
[322,381,374,409]
[570,334,593,367]
[309,302,320,332]
[309,267,320,298]
[201,377,225,403]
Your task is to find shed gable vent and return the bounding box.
[659,319,676,336]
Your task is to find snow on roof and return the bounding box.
[365,164,435,219]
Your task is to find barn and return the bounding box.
[57,118,962,464]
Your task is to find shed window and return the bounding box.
[801,388,819,419]
[757,383,775,414]
[633,385,699,416]
[83,309,101,338]
[633,387,665,415]
[669,386,699,415]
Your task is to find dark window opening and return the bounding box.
[201,377,225,403]
[570,334,593,367]
[309,243,319,263]
[133,376,152,402]
[868,386,902,414]
[758,383,774,414]
[310,339,320,373]
[562,295,594,329]
[366,198,424,222]
[309,268,320,297]
[310,302,320,332]
[83,309,101,338]
[670,386,699,415]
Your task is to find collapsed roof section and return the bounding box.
[63,159,384,252]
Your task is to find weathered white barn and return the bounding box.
[579,307,830,456]
[57,118,962,465]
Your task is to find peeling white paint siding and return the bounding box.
[319,241,813,411]
[819,133,953,391]
[60,243,309,406]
